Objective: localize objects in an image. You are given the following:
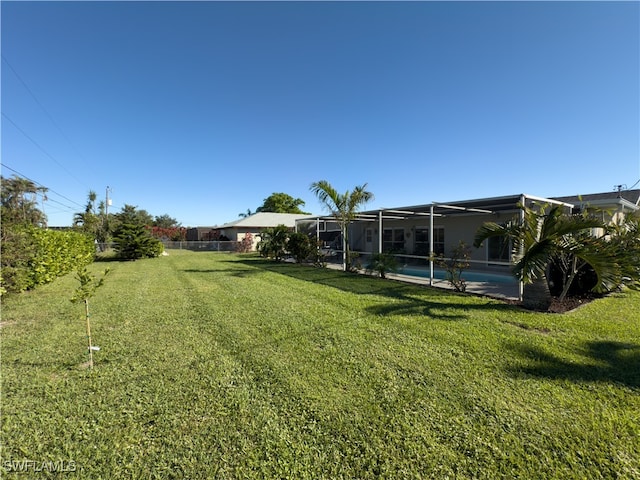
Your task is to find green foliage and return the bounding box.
[0,224,37,293]
[287,232,314,263]
[113,204,154,229]
[599,211,640,290]
[257,225,291,261]
[113,223,164,260]
[31,228,95,286]
[73,190,110,244]
[474,203,609,304]
[310,180,374,271]
[435,241,471,292]
[153,214,181,229]
[256,192,310,214]
[365,252,398,278]
[71,266,109,369]
[1,226,94,293]
[71,266,110,304]
[1,175,47,227]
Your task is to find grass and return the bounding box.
[1,249,639,479]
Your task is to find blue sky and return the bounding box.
[2,1,639,227]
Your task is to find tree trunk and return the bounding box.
[522,276,552,311]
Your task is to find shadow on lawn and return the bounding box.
[234,258,521,321]
[508,341,640,388]
[181,268,259,278]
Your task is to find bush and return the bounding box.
[113,223,164,260]
[435,241,471,293]
[365,252,398,279]
[1,226,94,293]
[288,232,314,263]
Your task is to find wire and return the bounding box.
[0,162,85,211]
[1,112,90,190]
[2,55,92,188]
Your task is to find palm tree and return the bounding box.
[257,225,290,261]
[473,203,602,310]
[310,180,374,271]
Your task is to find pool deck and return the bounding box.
[387,272,520,301]
[325,263,521,301]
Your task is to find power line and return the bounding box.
[2,55,93,189]
[0,162,85,211]
[1,112,90,190]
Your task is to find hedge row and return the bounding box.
[1,226,95,294]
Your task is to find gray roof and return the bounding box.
[219,212,314,229]
[551,189,640,206]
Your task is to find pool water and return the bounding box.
[398,267,517,284]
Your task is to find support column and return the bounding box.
[378,210,383,254]
[519,195,525,301]
[429,204,434,286]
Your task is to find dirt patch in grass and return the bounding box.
[547,295,600,314]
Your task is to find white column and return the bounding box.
[378,210,383,254]
[429,204,434,286]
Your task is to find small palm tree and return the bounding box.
[365,252,398,279]
[257,225,290,261]
[474,203,602,309]
[310,180,374,271]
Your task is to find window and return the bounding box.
[414,227,444,256]
[383,228,405,252]
[488,236,510,262]
[365,228,373,243]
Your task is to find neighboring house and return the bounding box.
[296,189,640,276]
[218,212,314,251]
[551,189,640,225]
[186,226,227,241]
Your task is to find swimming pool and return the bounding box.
[398,267,518,284]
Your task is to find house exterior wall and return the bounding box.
[348,210,521,267]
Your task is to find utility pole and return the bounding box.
[105,186,111,215]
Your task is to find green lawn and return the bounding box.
[2,250,639,479]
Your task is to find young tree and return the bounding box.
[365,252,399,279]
[113,223,163,260]
[310,180,374,271]
[256,193,310,214]
[435,241,472,292]
[71,267,109,369]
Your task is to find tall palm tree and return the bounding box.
[474,203,602,309]
[310,180,374,271]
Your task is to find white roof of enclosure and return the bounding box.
[302,193,574,223]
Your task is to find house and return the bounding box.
[296,189,640,283]
[218,212,314,251]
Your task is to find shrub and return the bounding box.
[288,232,314,263]
[236,233,254,253]
[113,223,163,260]
[365,252,398,279]
[1,226,94,293]
[435,241,471,293]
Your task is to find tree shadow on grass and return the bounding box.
[234,258,522,321]
[181,268,259,278]
[507,341,640,389]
